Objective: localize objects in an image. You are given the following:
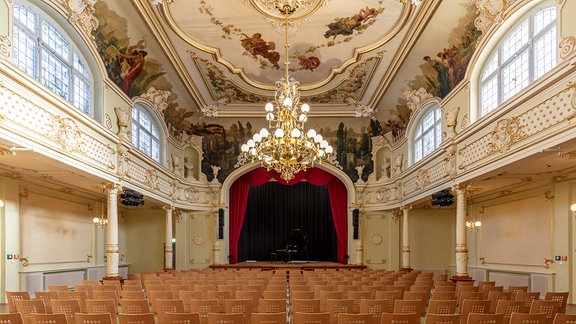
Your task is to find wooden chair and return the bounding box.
[85,299,118,323]
[15,299,47,324]
[164,313,201,324]
[529,300,560,324]
[488,292,513,314]
[348,291,374,313]
[121,290,147,300]
[393,299,426,316]
[148,291,175,313]
[123,280,143,287]
[293,312,330,324]
[190,299,219,324]
[120,299,151,314]
[6,291,31,313]
[466,313,504,324]
[509,313,547,324]
[552,314,576,324]
[92,290,119,308]
[291,299,321,313]
[458,292,485,307]
[180,291,204,312]
[82,280,101,287]
[224,299,253,324]
[431,291,456,301]
[48,286,69,293]
[290,291,315,300]
[122,285,143,292]
[403,291,429,303]
[0,313,24,324]
[251,313,286,324]
[379,312,420,324]
[236,291,261,310]
[544,293,569,314]
[374,291,403,303]
[157,299,185,324]
[477,282,496,293]
[51,299,81,324]
[435,286,456,292]
[59,291,89,313]
[74,313,113,324]
[337,313,374,324]
[73,285,94,299]
[34,291,60,314]
[29,313,67,324]
[325,299,354,324]
[427,300,457,315]
[494,300,525,324]
[118,313,155,324]
[207,291,232,313]
[483,287,505,300]
[515,292,540,313]
[258,299,286,313]
[459,300,491,324]
[206,313,244,324]
[425,314,461,324]
[359,299,394,323]
[102,280,122,297]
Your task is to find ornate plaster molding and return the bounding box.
[62,0,100,36]
[559,36,576,60]
[474,0,507,32]
[139,87,172,113]
[403,87,433,113]
[0,35,11,59]
[488,117,524,154]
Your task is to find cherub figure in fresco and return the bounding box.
[297,55,321,71]
[324,7,382,39]
[240,33,280,69]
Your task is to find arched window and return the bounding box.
[12,1,94,116]
[479,5,557,117]
[413,105,442,164]
[132,105,161,163]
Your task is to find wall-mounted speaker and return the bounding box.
[218,208,224,239]
[352,208,359,240]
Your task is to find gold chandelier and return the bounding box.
[240,1,333,182]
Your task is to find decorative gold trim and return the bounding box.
[544,258,554,269]
[0,35,11,59]
[559,36,576,60]
[20,257,29,267]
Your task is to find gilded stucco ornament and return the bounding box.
[144,170,160,190]
[444,145,457,180]
[201,100,225,118]
[559,36,576,60]
[0,35,11,59]
[416,169,430,190]
[445,106,460,139]
[117,149,130,179]
[54,117,86,153]
[185,187,200,202]
[403,87,433,113]
[376,187,391,202]
[474,0,507,32]
[488,117,523,153]
[140,87,172,112]
[63,0,99,36]
[114,107,129,134]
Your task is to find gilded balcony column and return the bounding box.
[453,184,472,281]
[104,183,122,280]
[401,205,412,271]
[164,205,175,270]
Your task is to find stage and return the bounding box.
[210,261,366,271]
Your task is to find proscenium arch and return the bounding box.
[218,162,357,264]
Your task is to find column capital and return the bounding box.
[163,205,175,212]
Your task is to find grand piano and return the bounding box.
[273,229,308,263]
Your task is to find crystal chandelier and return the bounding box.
[240,1,333,182]
[466,207,482,231]
[93,198,108,228]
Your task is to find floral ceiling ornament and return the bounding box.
[403,87,433,112]
[473,0,507,32]
[201,99,227,118]
[139,87,172,112]
[63,0,99,35]
[348,98,377,118]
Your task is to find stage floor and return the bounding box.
[210,261,366,271]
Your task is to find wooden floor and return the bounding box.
[210,261,366,271]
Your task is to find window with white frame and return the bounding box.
[132,106,161,163]
[12,2,93,116]
[480,5,557,117]
[413,105,442,164]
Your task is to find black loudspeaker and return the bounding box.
[431,189,454,207]
[218,208,224,239]
[352,208,359,240]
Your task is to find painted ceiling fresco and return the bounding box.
[92,0,481,182]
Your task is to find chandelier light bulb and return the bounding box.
[274,128,284,138]
[283,97,293,107]
[301,103,310,113]
[260,128,269,137]
[320,140,328,148]
[325,146,333,154]
[241,144,249,152]
[249,148,256,155]
[299,114,307,122]
[247,139,255,148]
[253,133,262,142]
[266,112,274,121]
[474,221,482,227]
[265,103,274,112]
[291,128,301,138]
[307,129,316,138]
[314,134,323,143]
[318,150,325,157]
[93,217,100,224]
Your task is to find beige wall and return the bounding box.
[409,208,455,271]
[124,208,165,273]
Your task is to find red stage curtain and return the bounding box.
[229,167,348,264]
